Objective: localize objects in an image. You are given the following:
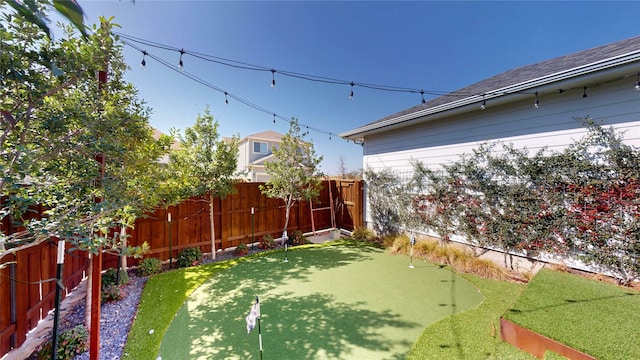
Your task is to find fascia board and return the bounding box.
[340,52,640,140]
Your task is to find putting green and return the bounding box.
[158,243,482,359]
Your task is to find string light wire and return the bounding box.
[117,33,636,136]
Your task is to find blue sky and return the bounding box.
[56,1,640,174]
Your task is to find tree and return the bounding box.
[169,107,241,259]
[337,155,348,179]
[5,0,87,39]
[2,6,177,356]
[1,8,164,255]
[260,118,323,240]
[364,167,408,236]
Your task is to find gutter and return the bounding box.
[340,50,640,140]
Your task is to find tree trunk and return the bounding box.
[120,225,127,271]
[282,196,293,243]
[210,192,216,259]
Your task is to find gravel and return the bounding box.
[31,246,275,359]
[65,275,147,360]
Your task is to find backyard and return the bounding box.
[120,239,640,359]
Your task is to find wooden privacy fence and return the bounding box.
[0,179,362,356]
[0,241,88,356]
[103,179,364,268]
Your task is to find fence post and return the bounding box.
[51,239,65,360]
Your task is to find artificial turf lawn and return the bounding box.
[407,273,535,360]
[122,257,247,359]
[503,268,640,360]
[157,242,483,359]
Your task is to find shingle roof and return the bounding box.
[352,35,640,132]
[243,130,284,141]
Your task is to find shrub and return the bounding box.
[259,235,276,250]
[380,234,398,248]
[351,227,376,241]
[389,234,410,254]
[101,284,123,303]
[235,243,249,256]
[36,324,89,360]
[176,247,202,268]
[137,257,162,277]
[289,229,307,246]
[102,267,129,287]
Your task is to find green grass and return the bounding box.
[503,268,640,360]
[126,240,636,360]
[121,253,259,359]
[158,240,482,359]
[407,273,537,360]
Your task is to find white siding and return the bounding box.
[364,78,640,174]
[362,78,640,226]
[237,141,249,177]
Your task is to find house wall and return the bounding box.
[248,140,279,163]
[362,77,640,223]
[364,77,640,174]
[237,140,249,178]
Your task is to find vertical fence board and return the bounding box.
[0,180,363,358]
[0,256,15,355]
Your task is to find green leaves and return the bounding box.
[5,0,87,39]
[368,119,640,282]
[170,107,241,200]
[52,0,87,38]
[260,118,323,232]
[1,12,171,257]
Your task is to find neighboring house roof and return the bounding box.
[241,130,284,142]
[152,128,181,150]
[250,153,274,165]
[341,35,640,140]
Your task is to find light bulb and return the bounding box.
[140,51,147,70]
[271,69,276,88]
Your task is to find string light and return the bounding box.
[119,32,636,112]
[178,49,185,70]
[116,31,442,101]
[140,50,147,69]
[271,69,276,88]
[120,37,635,143]
[125,41,344,141]
[224,91,229,105]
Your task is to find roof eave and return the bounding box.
[340,51,640,141]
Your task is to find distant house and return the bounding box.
[341,36,640,227]
[152,128,180,164]
[236,130,284,182]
